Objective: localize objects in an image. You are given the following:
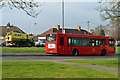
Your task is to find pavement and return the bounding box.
[51,60,119,73]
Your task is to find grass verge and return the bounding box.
[2,47,45,53]
[62,59,118,68]
[116,47,120,53]
[2,47,120,54]
[2,61,118,78]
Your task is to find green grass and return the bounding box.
[2,47,120,53]
[2,47,45,53]
[2,61,118,78]
[116,47,120,53]
[62,59,118,68]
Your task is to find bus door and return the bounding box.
[100,39,106,53]
[94,39,101,55]
[108,39,115,54]
[90,39,101,55]
[67,37,72,52]
[59,37,65,54]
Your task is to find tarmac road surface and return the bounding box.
[1,53,119,61]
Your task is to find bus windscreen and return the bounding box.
[47,34,56,42]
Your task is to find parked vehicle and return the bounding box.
[0,41,6,47]
[116,42,120,46]
[5,32,34,47]
[45,33,115,56]
[35,40,45,47]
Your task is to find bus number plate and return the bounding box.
[50,51,53,52]
[48,44,55,48]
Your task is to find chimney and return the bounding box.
[62,28,65,33]
[7,22,11,32]
[90,29,94,33]
[7,22,10,27]
[76,26,81,31]
[55,25,60,30]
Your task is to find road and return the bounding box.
[1,53,119,61]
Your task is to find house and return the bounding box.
[36,25,92,42]
[90,29,98,35]
[0,22,25,42]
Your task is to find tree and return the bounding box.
[0,0,42,17]
[97,0,120,40]
[94,25,105,35]
[94,22,119,39]
[99,29,105,36]
[105,21,119,40]
[97,0,119,25]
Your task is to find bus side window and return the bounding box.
[60,37,64,45]
[82,38,91,47]
[96,39,100,47]
[101,39,106,45]
[87,38,91,47]
[82,38,87,47]
[68,37,71,46]
[92,39,96,47]
[72,37,81,46]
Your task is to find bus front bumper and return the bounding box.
[45,50,58,54]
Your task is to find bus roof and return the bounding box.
[46,33,114,39]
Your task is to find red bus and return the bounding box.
[45,33,115,56]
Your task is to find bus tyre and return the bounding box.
[73,49,79,56]
[101,50,106,56]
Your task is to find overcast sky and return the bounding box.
[1,2,110,35]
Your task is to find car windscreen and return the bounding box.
[47,34,56,42]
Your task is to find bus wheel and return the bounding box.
[73,49,79,56]
[101,50,106,56]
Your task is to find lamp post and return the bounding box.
[87,21,89,32]
[62,0,64,33]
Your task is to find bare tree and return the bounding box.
[105,21,119,40]
[97,0,119,25]
[97,0,120,40]
[94,23,118,40]
[0,0,42,17]
[94,25,104,35]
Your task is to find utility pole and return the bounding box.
[87,21,89,32]
[62,0,64,30]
